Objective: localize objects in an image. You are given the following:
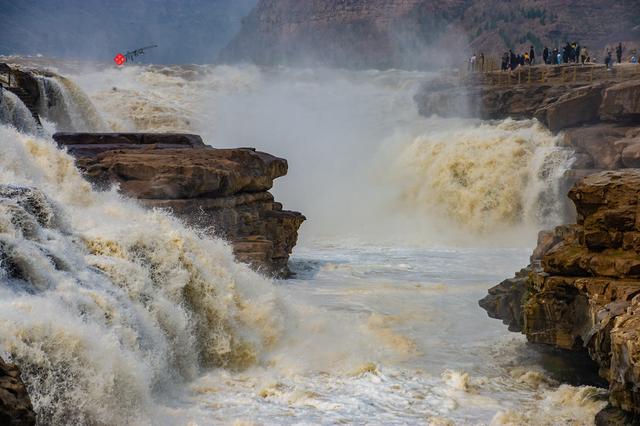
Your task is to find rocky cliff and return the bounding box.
[53,132,305,277]
[425,62,640,420]
[220,0,640,69]
[480,170,640,422]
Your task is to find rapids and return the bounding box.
[0,58,607,425]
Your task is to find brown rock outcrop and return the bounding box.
[480,170,640,417]
[600,81,640,122]
[536,83,605,133]
[0,357,35,426]
[54,133,305,277]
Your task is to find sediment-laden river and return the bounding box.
[0,58,606,424]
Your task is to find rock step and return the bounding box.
[53,132,205,149]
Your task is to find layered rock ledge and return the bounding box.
[480,170,640,421]
[54,132,305,277]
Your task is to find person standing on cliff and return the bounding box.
[543,47,549,64]
[501,52,509,71]
[509,50,516,70]
[616,43,624,64]
[605,50,613,69]
[529,46,535,65]
[581,47,588,64]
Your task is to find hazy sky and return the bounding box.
[0,0,257,64]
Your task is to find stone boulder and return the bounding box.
[534,83,604,132]
[561,125,633,170]
[478,268,529,332]
[600,80,640,122]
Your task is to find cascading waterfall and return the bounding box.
[0,89,38,134]
[390,118,573,237]
[0,124,285,424]
[36,75,107,132]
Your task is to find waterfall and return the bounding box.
[0,124,283,424]
[391,119,573,237]
[0,89,38,134]
[36,75,107,132]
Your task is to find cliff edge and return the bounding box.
[480,170,640,421]
[53,132,306,278]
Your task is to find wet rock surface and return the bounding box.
[480,170,640,417]
[54,132,305,277]
[0,357,36,425]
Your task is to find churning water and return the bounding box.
[0,58,605,425]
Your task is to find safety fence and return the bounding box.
[459,59,640,87]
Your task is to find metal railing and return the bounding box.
[459,59,640,87]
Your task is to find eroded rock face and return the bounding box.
[54,133,305,277]
[480,170,640,416]
[0,358,36,426]
[600,81,640,122]
[537,83,605,133]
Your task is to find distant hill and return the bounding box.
[219,0,640,69]
[0,0,257,64]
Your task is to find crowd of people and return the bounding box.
[484,42,639,71]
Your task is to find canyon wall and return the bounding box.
[480,171,640,422]
[53,133,305,278]
[461,65,640,420]
[220,0,640,69]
